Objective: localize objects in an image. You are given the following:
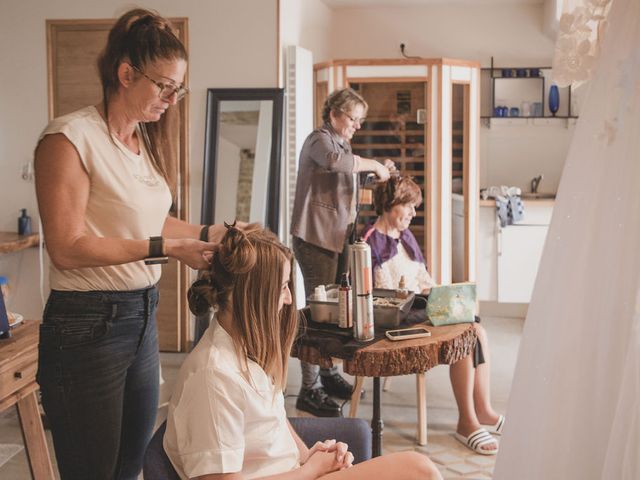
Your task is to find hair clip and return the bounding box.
[224,220,238,230]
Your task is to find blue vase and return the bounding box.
[548,85,560,117]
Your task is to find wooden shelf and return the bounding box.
[0,233,39,255]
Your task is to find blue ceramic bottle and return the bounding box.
[548,85,560,117]
[18,209,32,235]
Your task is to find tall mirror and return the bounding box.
[201,88,284,233]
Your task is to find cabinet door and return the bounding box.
[478,208,498,301]
[497,225,548,303]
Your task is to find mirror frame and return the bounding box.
[201,88,284,234]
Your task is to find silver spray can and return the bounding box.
[350,240,375,341]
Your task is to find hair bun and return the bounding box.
[187,278,212,316]
[218,227,257,274]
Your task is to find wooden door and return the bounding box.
[46,18,190,351]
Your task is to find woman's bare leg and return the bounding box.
[471,324,500,425]
[320,451,441,480]
[449,341,497,452]
[449,353,481,434]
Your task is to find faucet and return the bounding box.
[531,175,543,193]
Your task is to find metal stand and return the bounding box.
[371,376,384,457]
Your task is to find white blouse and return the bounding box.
[164,321,299,479]
[373,242,435,294]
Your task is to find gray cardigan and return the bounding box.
[290,124,358,253]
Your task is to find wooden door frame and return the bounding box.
[451,80,472,280]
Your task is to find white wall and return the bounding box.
[0,0,278,319]
[324,3,573,193]
[279,0,333,68]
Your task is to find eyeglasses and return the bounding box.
[340,110,366,126]
[131,65,189,102]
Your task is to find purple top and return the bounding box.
[361,223,426,272]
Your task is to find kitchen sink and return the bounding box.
[521,192,556,200]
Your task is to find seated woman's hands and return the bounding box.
[301,439,354,477]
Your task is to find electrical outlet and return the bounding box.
[21,161,34,182]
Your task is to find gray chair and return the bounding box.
[144,417,372,479]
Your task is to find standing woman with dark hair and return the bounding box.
[34,9,223,479]
[290,88,396,417]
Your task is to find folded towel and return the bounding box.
[481,186,524,227]
[496,195,525,227]
[481,185,521,200]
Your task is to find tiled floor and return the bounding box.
[0,315,522,479]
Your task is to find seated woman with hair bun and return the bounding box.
[361,176,504,455]
[164,223,442,479]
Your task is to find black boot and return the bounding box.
[320,373,364,400]
[296,387,342,417]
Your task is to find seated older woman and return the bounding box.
[361,175,504,455]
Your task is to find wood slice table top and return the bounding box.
[294,322,477,377]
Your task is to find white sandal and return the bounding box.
[454,428,498,455]
[481,414,505,435]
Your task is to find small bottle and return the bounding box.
[0,276,10,305]
[0,276,11,338]
[338,273,352,329]
[18,209,32,236]
[313,285,327,302]
[397,275,409,299]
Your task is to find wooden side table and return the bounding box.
[294,322,477,457]
[0,320,55,479]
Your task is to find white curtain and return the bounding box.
[494,0,640,478]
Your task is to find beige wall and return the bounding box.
[0,0,278,319]
[328,4,555,65]
[322,3,573,194]
[279,0,333,68]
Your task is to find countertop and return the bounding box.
[479,198,555,207]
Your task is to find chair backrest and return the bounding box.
[144,417,372,478]
[143,421,180,480]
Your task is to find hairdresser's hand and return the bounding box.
[165,238,218,270]
[375,162,391,182]
[205,221,249,244]
[383,158,397,173]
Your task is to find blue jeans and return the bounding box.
[37,286,160,480]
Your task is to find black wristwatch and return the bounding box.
[144,236,169,265]
[200,225,211,242]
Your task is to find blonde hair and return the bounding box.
[321,87,368,124]
[188,224,297,391]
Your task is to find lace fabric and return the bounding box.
[552,0,613,87]
[495,0,640,478]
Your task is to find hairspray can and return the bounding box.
[350,240,375,341]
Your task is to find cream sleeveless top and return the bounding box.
[40,106,172,291]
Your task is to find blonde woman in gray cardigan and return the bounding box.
[290,88,394,417]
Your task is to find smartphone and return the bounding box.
[385,326,431,341]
